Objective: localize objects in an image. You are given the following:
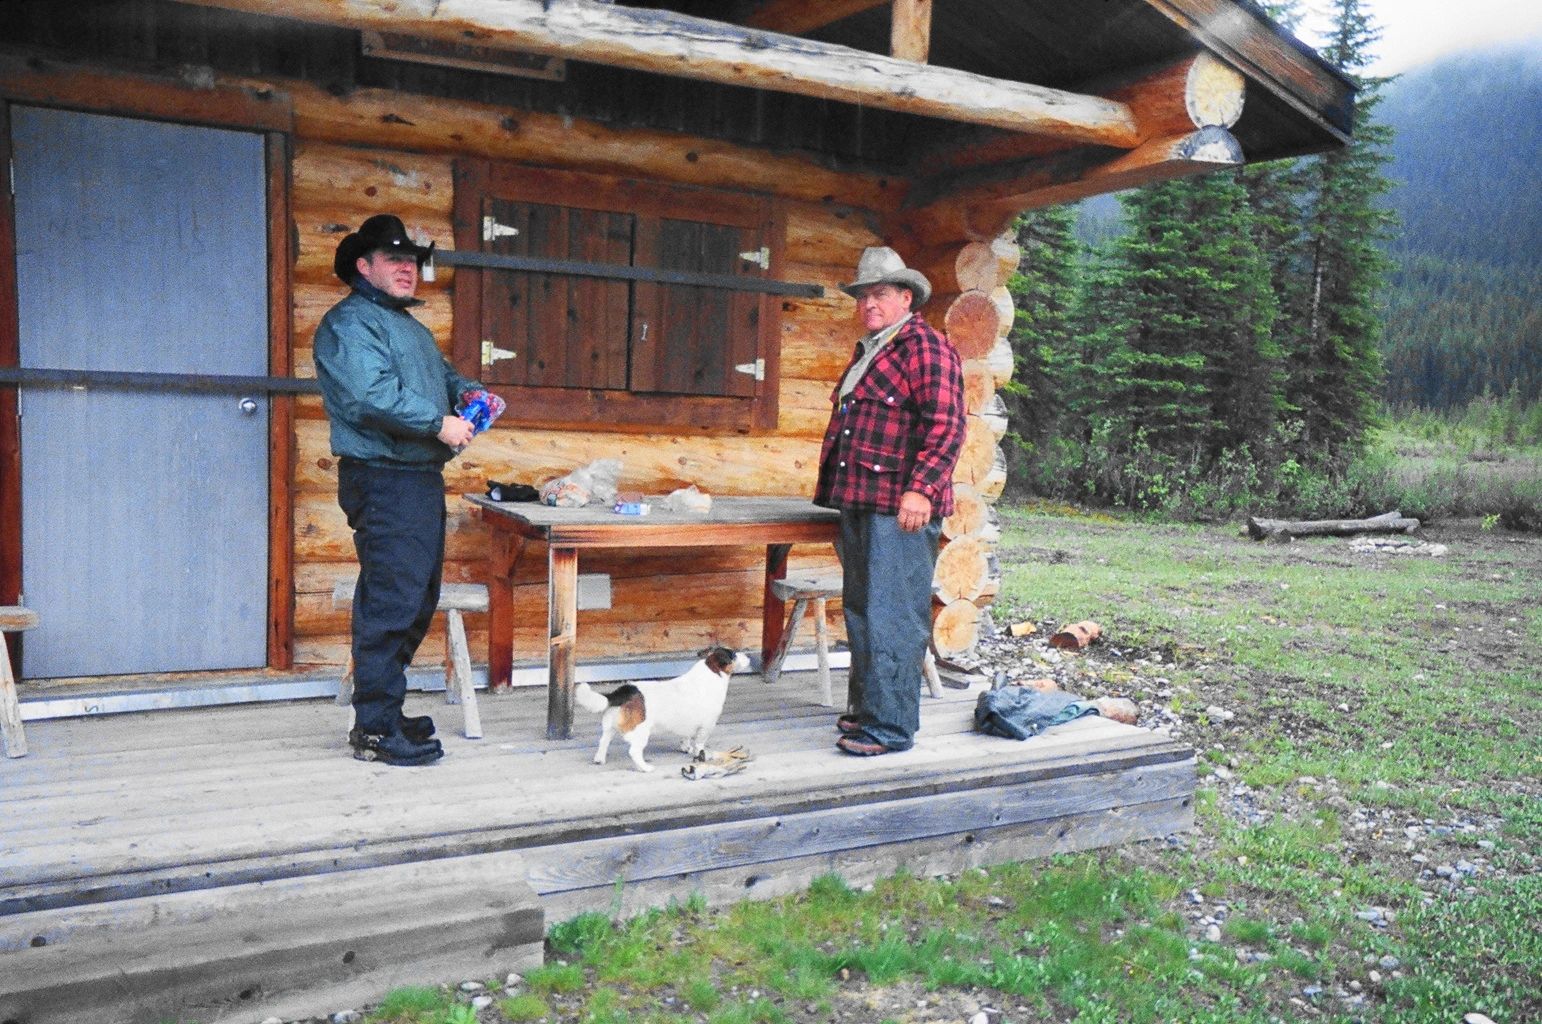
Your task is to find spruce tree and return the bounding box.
[1002,205,1081,495]
[1290,0,1397,464]
[1096,172,1282,460]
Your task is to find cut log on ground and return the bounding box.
[1246,510,1419,541]
[1049,621,1101,650]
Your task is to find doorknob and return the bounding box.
[238,397,259,415]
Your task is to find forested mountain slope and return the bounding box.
[1379,41,1542,407]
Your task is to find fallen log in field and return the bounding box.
[1246,510,1420,541]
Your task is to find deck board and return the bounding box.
[1,669,1193,1023]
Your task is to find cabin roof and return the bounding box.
[6,0,1354,220]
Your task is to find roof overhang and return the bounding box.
[164,0,1355,225]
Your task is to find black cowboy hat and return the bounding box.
[333,214,435,284]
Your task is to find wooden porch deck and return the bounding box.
[0,669,1193,1024]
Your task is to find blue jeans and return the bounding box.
[838,510,941,751]
[338,459,446,735]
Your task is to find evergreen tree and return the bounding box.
[1288,0,1397,464]
[1002,205,1081,495]
[1096,172,1282,459]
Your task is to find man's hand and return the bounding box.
[897,490,932,532]
[438,415,476,448]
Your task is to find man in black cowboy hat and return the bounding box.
[814,246,966,757]
[315,214,488,766]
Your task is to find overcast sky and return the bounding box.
[1296,0,1542,74]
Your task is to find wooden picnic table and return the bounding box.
[465,494,840,739]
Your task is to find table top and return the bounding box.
[465,494,840,547]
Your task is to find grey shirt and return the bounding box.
[838,313,912,400]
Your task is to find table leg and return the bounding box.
[761,542,793,669]
[486,532,526,692]
[547,545,579,740]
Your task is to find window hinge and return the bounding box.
[482,216,519,243]
[481,340,517,365]
[734,358,766,381]
[738,246,770,270]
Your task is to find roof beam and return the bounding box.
[890,0,932,63]
[918,50,1246,177]
[166,0,1139,146]
[1138,0,1354,142]
[742,0,887,36]
[899,127,1245,241]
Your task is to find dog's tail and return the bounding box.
[574,682,609,714]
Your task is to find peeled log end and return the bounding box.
[940,290,1003,359]
[952,418,998,486]
[933,535,988,604]
[1186,52,1247,130]
[932,599,981,659]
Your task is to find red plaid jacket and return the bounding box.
[813,314,966,518]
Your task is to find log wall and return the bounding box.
[6,52,1014,674]
[281,88,901,668]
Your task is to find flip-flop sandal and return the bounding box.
[836,714,862,734]
[836,734,891,756]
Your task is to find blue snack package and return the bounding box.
[457,389,506,434]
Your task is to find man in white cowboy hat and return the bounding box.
[814,246,966,756]
[315,214,490,766]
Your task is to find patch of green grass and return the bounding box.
[1382,875,1542,1023]
[679,975,722,1013]
[524,961,586,995]
[366,986,451,1023]
[497,992,551,1022]
[706,996,789,1024]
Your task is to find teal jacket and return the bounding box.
[314,282,481,468]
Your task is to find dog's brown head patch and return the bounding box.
[701,646,740,676]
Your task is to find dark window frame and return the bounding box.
[451,160,784,432]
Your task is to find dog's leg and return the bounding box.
[684,726,711,759]
[593,713,616,765]
[626,723,654,773]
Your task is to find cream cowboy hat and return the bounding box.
[840,246,932,307]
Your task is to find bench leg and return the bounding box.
[1,634,29,758]
[764,598,808,685]
[338,654,356,736]
[446,609,482,740]
[922,647,943,698]
[813,597,832,707]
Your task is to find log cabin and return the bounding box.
[0,2,1354,1020]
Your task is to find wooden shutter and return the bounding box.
[452,159,783,429]
[480,197,632,390]
[631,218,762,397]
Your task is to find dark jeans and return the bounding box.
[838,509,941,751]
[337,459,446,735]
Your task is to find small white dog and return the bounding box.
[574,646,750,772]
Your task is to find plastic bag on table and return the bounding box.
[661,484,712,514]
[539,458,623,508]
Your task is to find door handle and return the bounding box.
[238,397,259,415]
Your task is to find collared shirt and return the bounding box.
[838,313,911,400]
[813,313,966,518]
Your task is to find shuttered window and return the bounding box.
[452,161,782,430]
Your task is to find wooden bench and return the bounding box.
[332,579,487,739]
[1,606,39,758]
[763,576,942,707]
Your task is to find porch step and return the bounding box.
[0,852,544,1024]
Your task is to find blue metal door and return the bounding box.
[13,106,270,678]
